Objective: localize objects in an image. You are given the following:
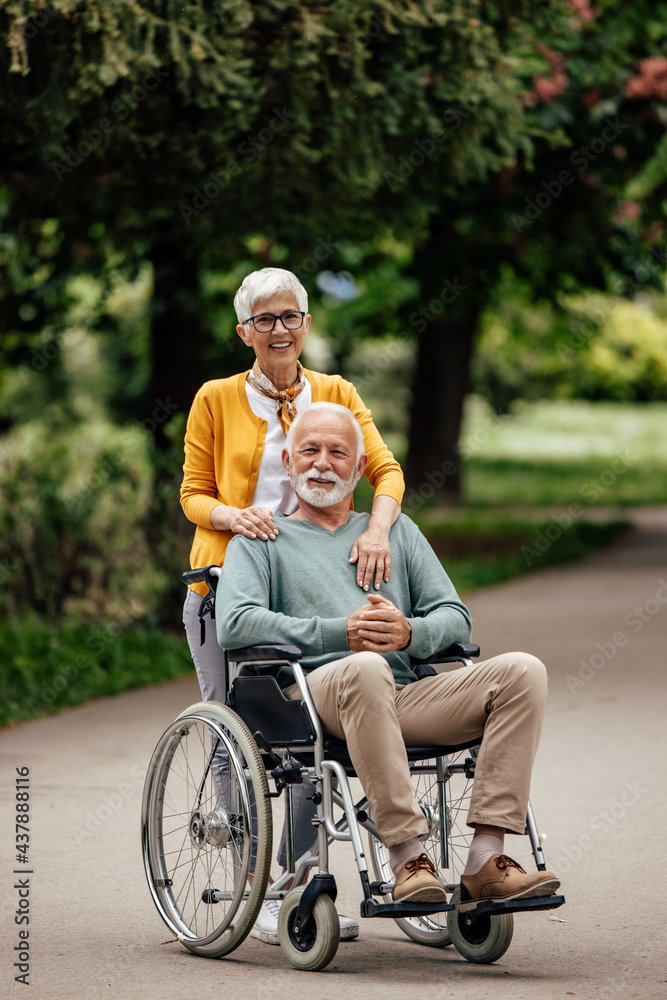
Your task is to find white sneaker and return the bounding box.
[337,912,360,940]
[250,898,282,945]
[250,899,360,945]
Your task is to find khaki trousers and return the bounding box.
[285,650,548,847]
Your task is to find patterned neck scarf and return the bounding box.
[246,359,308,434]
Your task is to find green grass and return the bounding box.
[356,400,667,509]
[464,454,666,506]
[0,616,194,728]
[461,399,667,506]
[357,400,650,592]
[415,512,631,595]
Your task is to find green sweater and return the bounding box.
[217,511,472,688]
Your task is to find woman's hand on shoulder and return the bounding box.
[349,525,391,592]
[210,504,278,540]
[349,495,399,590]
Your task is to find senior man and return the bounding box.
[217,403,560,908]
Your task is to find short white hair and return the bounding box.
[234,267,308,324]
[285,402,365,462]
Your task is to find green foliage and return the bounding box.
[1,0,541,245]
[473,270,667,410]
[574,296,667,401]
[0,0,559,398]
[0,414,165,619]
[308,243,419,372]
[393,0,667,332]
[0,615,193,727]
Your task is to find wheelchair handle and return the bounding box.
[182,564,221,589]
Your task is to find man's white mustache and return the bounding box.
[305,471,339,483]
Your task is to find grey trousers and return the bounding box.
[183,588,317,865]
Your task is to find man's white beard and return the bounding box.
[290,467,358,508]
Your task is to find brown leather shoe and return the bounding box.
[459,853,560,912]
[392,853,447,903]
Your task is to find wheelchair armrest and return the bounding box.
[412,642,480,665]
[226,644,303,663]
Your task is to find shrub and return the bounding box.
[0,417,164,621]
[0,614,194,728]
[473,275,667,410]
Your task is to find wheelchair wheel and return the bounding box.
[142,701,272,958]
[446,887,513,963]
[278,885,340,971]
[368,751,475,947]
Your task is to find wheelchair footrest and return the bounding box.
[461,893,565,917]
[361,898,454,919]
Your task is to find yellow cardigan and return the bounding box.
[181,368,405,595]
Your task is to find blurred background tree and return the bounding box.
[0,0,556,622]
[1,0,544,421]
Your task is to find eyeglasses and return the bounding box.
[242,310,305,333]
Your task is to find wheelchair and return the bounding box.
[141,565,565,972]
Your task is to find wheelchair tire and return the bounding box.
[368,751,475,947]
[278,885,340,971]
[446,887,513,964]
[142,701,272,958]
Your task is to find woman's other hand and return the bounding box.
[349,524,391,592]
[210,504,278,540]
[349,495,400,590]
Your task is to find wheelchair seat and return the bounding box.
[226,642,484,773]
[314,738,479,776]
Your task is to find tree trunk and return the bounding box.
[148,236,205,451]
[145,234,206,624]
[404,309,479,507]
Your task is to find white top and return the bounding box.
[245,379,313,515]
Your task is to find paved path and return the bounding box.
[1,508,666,999]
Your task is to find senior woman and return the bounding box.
[180,266,404,944]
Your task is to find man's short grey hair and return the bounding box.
[234,267,308,324]
[285,403,365,462]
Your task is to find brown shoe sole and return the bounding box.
[394,883,448,904]
[459,876,560,913]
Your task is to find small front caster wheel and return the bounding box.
[278,885,340,971]
[446,887,514,964]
